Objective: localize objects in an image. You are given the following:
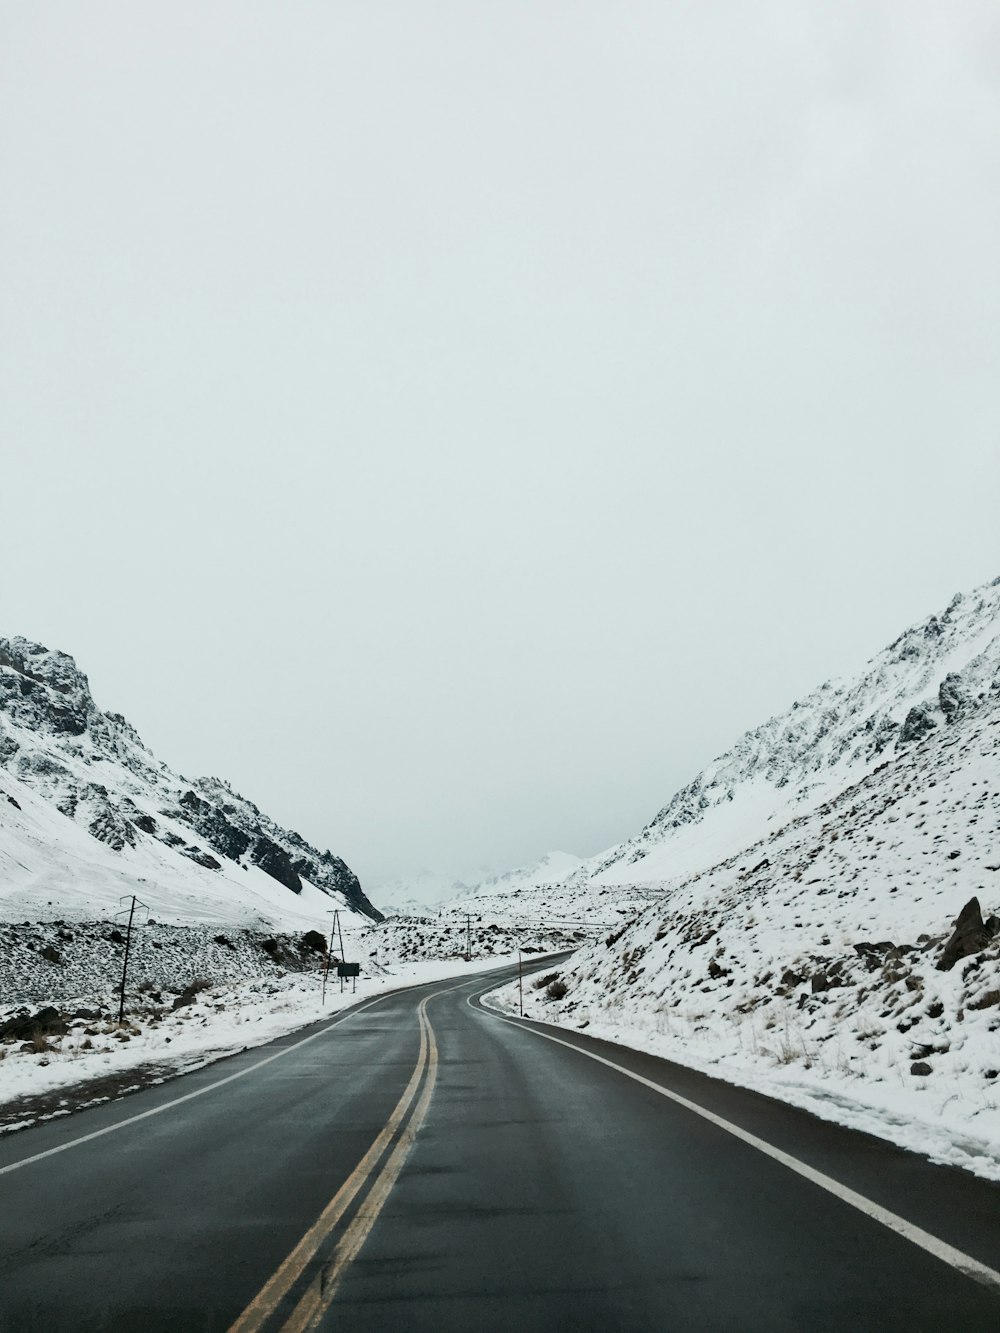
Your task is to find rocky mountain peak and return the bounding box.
[0,637,97,739]
[0,635,381,922]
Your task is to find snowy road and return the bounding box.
[1,960,1000,1331]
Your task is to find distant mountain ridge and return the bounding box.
[0,636,381,921]
[449,851,585,903]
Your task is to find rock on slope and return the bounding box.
[0,637,381,925]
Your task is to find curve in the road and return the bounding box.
[3,957,1000,1332]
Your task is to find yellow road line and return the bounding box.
[278,997,440,1331]
[227,1012,430,1333]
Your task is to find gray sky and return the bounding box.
[2,2,998,893]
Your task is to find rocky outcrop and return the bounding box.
[939,672,974,723]
[937,898,1000,972]
[898,703,937,746]
[0,640,94,736]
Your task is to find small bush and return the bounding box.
[546,979,569,1001]
[533,971,560,991]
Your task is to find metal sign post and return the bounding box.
[338,961,360,995]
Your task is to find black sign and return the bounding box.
[337,962,361,978]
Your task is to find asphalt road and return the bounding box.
[2,958,1000,1332]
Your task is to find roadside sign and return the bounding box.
[337,962,361,978]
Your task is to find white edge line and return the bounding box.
[0,994,391,1178]
[471,993,1000,1293]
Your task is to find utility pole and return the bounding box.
[464,913,473,961]
[518,945,524,1017]
[116,894,147,1023]
[321,909,338,1005]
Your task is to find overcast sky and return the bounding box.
[1,2,998,895]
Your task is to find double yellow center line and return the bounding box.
[228,992,441,1333]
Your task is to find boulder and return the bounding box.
[853,941,895,972]
[0,1006,68,1041]
[937,898,996,972]
[170,980,208,1011]
[184,847,222,871]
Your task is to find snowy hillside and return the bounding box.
[569,577,1000,892]
[0,637,380,928]
[487,576,1000,1177]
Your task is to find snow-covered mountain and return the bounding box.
[571,577,1000,892]
[0,637,381,926]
